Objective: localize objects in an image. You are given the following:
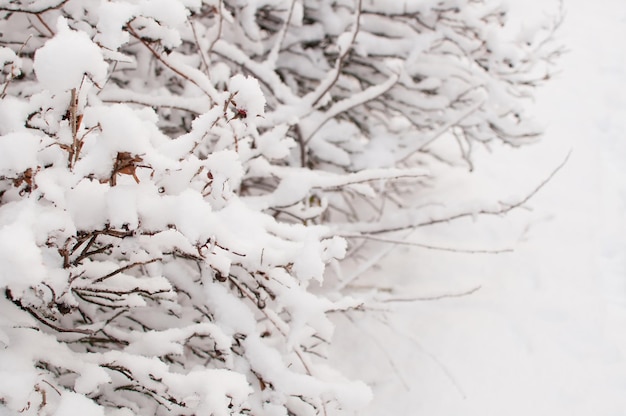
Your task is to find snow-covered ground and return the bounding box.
[332,1,626,414]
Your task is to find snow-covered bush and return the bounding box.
[0,0,559,414]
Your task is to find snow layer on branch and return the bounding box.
[228,74,266,120]
[83,104,157,155]
[247,165,428,210]
[66,180,108,230]
[53,392,104,416]
[0,200,48,293]
[205,150,245,209]
[0,47,22,79]
[0,98,30,135]
[0,132,40,175]
[33,18,108,93]
[139,0,189,29]
[0,331,38,411]
[0,224,46,291]
[167,368,252,416]
[0,47,19,67]
[95,1,138,50]
[255,125,296,160]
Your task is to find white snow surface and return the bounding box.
[53,392,104,416]
[227,74,266,121]
[33,18,108,93]
[330,1,626,415]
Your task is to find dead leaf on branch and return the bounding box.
[13,167,37,195]
[13,167,34,188]
[110,152,145,186]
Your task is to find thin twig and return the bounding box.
[207,0,224,57]
[126,23,218,104]
[360,149,572,235]
[0,35,31,99]
[376,313,467,399]
[344,235,514,254]
[35,14,54,37]
[93,258,162,283]
[5,289,93,335]
[266,0,297,65]
[0,0,69,13]
[344,313,411,391]
[310,0,363,107]
[189,19,210,75]
[379,285,481,303]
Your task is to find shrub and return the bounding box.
[0,0,560,414]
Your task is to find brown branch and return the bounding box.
[207,0,223,57]
[226,275,318,380]
[35,14,54,36]
[126,23,216,104]
[189,19,210,75]
[0,0,69,14]
[310,0,363,108]
[93,258,162,283]
[73,244,113,265]
[74,287,171,297]
[5,289,93,335]
[68,88,81,169]
[266,0,297,64]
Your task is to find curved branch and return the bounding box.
[0,0,69,14]
[126,23,221,104]
[308,0,363,107]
